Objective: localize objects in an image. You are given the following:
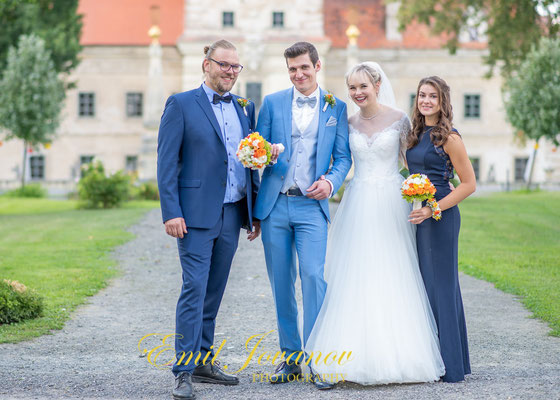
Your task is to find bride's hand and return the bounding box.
[270,144,280,161]
[408,207,432,225]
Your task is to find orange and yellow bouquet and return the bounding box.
[401,173,441,220]
[236,132,284,170]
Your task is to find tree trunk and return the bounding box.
[526,147,537,190]
[21,140,28,189]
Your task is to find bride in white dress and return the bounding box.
[305,62,445,385]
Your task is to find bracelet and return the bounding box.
[426,198,442,220]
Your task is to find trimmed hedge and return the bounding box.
[3,184,47,198]
[78,161,130,209]
[136,181,159,201]
[0,280,43,324]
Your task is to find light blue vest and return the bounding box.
[282,106,320,193]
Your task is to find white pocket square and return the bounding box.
[326,116,337,127]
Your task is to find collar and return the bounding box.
[202,82,231,104]
[293,85,320,102]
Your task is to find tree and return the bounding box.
[0,34,65,188]
[503,37,560,187]
[395,0,559,77]
[0,0,82,76]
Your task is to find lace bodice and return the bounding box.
[349,112,411,180]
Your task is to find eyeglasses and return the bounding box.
[209,58,244,74]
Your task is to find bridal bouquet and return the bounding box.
[401,174,441,220]
[236,132,284,170]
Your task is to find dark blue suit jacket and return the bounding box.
[157,85,259,230]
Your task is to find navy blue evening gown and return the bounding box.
[406,126,471,382]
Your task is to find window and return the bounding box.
[126,155,138,173]
[29,155,45,180]
[79,92,95,117]
[222,11,234,27]
[409,93,417,113]
[464,94,480,118]
[470,157,480,181]
[80,155,95,177]
[272,12,284,27]
[126,93,143,117]
[246,82,262,110]
[80,155,94,166]
[514,157,528,182]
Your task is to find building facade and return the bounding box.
[1,0,557,195]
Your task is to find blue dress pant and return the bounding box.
[172,200,243,375]
[260,194,328,355]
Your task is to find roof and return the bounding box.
[324,0,487,49]
[78,0,183,46]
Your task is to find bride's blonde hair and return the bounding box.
[345,63,382,87]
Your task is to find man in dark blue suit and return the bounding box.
[157,39,260,400]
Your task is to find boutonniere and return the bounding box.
[237,97,250,116]
[322,93,336,112]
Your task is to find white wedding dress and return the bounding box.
[305,109,445,385]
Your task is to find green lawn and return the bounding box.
[0,198,158,343]
[459,191,560,336]
[1,193,558,343]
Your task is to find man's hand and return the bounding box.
[247,220,261,241]
[306,177,331,200]
[164,217,187,238]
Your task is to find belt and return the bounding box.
[283,186,304,197]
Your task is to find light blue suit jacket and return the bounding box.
[253,88,351,222]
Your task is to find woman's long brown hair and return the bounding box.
[408,76,454,149]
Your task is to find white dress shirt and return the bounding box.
[292,86,320,133]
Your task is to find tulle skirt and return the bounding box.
[305,173,445,385]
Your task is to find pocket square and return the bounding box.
[326,116,337,127]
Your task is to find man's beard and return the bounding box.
[213,74,235,94]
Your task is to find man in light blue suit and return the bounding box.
[253,42,352,389]
[157,40,260,400]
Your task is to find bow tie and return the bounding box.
[212,94,232,104]
[296,96,317,108]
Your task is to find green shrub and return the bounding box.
[66,191,79,200]
[77,161,130,209]
[0,279,44,324]
[4,183,47,198]
[136,181,159,201]
[331,182,346,203]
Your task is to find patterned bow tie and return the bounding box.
[296,96,317,108]
[212,94,232,104]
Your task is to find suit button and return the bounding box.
[224,160,227,164]
[281,176,284,180]
[287,158,290,162]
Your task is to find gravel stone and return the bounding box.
[0,206,558,399]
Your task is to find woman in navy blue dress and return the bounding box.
[406,76,476,383]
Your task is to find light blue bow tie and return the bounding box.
[296,96,317,108]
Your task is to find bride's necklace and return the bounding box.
[359,109,381,120]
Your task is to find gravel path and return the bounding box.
[1,206,559,400]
